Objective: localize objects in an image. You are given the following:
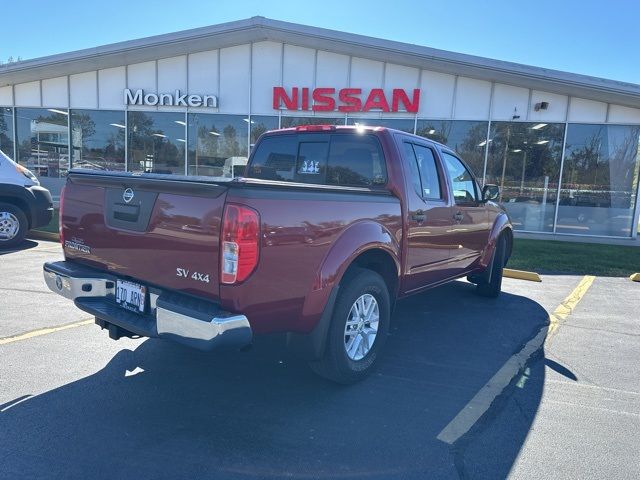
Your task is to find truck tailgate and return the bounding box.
[61,171,228,300]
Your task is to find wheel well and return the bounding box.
[343,249,399,298]
[0,196,31,228]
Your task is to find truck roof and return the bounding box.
[261,124,449,150]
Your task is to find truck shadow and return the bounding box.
[1,281,552,479]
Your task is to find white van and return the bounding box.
[0,150,53,248]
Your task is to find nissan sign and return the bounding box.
[273,87,420,113]
[124,89,218,108]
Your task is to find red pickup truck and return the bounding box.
[44,125,512,383]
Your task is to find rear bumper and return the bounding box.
[43,260,252,351]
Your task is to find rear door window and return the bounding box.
[248,134,387,187]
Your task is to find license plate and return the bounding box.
[115,280,147,314]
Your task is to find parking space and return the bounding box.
[0,241,638,479]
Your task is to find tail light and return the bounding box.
[295,125,336,132]
[220,204,260,284]
[59,185,66,246]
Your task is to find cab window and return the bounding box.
[442,151,478,204]
[248,134,387,187]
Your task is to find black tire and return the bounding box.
[310,268,391,384]
[0,202,28,249]
[476,234,506,298]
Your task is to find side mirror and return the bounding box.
[482,184,500,202]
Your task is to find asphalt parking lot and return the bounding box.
[1,240,639,479]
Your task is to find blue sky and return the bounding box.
[1,0,638,84]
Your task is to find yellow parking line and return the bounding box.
[546,275,596,343]
[438,274,595,444]
[0,319,93,345]
[630,273,640,282]
[504,268,542,282]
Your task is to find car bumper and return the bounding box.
[43,260,252,351]
[28,185,54,229]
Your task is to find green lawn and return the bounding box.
[510,239,640,277]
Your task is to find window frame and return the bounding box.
[402,140,446,202]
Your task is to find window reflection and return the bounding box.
[348,117,414,134]
[187,114,248,177]
[416,120,488,179]
[15,108,69,179]
[250,115,279,149]
[557,124,640,237]
[0,107,14,158]
[486,122,564,232]
[71,110,125,171]
[128,111,185,174]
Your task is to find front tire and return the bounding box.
[310,269,390,384]
[476,235,506,298]
[0,203,28,249]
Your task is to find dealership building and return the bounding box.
[1,17,639,241]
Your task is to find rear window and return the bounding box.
[247,134,387,187]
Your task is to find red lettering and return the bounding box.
[273,87,298,110]
[338,88,362,112]
[274,87,420,113]
[392,89,420,113]
[363,89,390,112]
[312,88,336,111]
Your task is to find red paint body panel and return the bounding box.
[59,126,512,337]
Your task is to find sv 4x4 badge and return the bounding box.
[176,267,210,283]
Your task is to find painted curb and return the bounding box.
[503,268,542,282]
[630,273,640,282]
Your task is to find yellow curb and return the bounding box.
[503,268,542,282]
[631,273,640,282]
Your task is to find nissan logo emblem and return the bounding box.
[123,188,134,203]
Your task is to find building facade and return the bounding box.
[1,17,639,240]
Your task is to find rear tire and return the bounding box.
[310,268,390,384]
[0,203,28,249]
[476,235,506,298]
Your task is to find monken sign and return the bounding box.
[124,89,218,107]
[273,87,420,113]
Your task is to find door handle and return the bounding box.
[412,210,426,222]
[453,211,464,223]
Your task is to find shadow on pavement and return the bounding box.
[0,281,552,479]
[0,239,39,256]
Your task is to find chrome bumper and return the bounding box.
[43,261,252,351]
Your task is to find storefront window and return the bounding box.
[348,117,415,134]
[416,120,488,180]
[187,114,248,177]
[71,110,125,171]
[281,116,345,128]
[250,115,279,149]
[15,107,69,179]
[485,122,564,232]
[557,124,640,237]
[128,111,185,174]
[0,107,14,158]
